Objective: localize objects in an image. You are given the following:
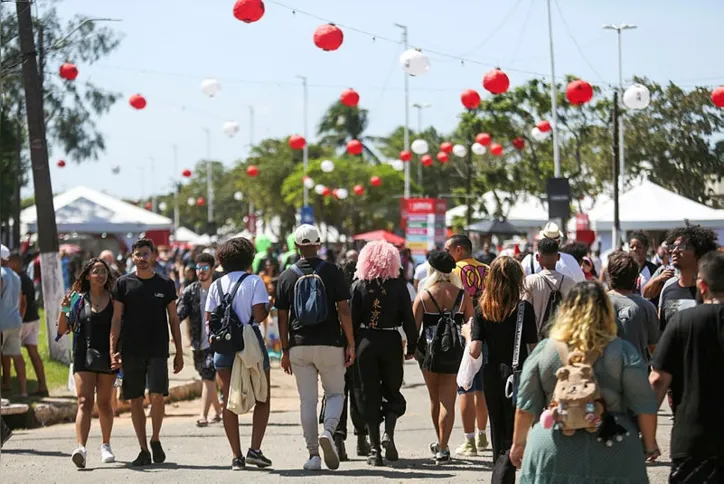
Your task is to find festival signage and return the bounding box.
[402,198,447,262]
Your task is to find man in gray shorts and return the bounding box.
[1,245,26,399]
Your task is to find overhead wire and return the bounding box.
[458,0,525,58]
[509,0,535,66]
[552,0,607,84]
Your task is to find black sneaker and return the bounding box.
[367,448,383,467]
[150,440,166,463]
[232,456,246,470]
[334,435,348,462]
[435,449,451,465]
[246,449,272,468]
[381,433,399,461]
[132,449,152,466]
[356,434,371,457]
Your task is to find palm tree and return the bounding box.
[317,101,381,163]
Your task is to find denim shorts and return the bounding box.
[457,365,484,395]
[214,324,270,371]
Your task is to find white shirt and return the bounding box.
[521,252,586,283]
[205,271,269,325]
[414,263,428,283]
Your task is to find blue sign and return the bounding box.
[301,205,315,225]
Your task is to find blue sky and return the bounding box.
[35,0,724,201]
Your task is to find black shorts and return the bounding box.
[122,356,168,400]
[193,348,216,381]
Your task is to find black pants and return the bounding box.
[320,361,367,439]
[670,456,724,483]
[484,365,515,459]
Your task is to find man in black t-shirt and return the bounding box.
[276,225,355,472]
[651,251,724,482]
[110,239,183,467]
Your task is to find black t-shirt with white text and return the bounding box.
[652,304,724,460]
[658,280,697,331]
[113,273,177,358]
[275,258,350,348]
[471,301,538,366]
[19,271,39,322]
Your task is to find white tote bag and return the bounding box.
[456,343,483,390]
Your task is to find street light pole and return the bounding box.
[412,102,431,190]
[546,0,561,178]
[395,23,410,199]
[173,144,180,230]
[203,127,213,231]
[248,105,255,146]
[296,75,309,208]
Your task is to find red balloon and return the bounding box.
[57,160,66,168]
[460,89,481,109]
[566,80,593,105]
[313,24,344,51]
[59,63,78,81]
[182,169,192,178]
[129,94,147,110]
[421,154,433,167]
[712,86,724,107]
[353,185,365,196]
[399,150,412,162]
[233,0,265,23]
[340,88,359,107]
[536,120,551,132]
[289,135,306,150]
[490,143,503,156]
[512,137,525,151]
[436,152,449,163]
[440,142,453,154]
[370,176,382,187]
[144,202,153,210]
[246,165,259,177]
[332,189,339,198]
[483,68,510,95]
[321,186,332,197]
[196,197,205,206]
[475,133,492,146]
[346,139,363,155]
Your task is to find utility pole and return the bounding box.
[203,127,214,233]
[247,105,255,232]
[248,105,255,147]
[173,144,180,230]
[395,24,411,199]
[296,76,309,208]
[466,139,473,228]
[149,156,156,211]
[546,0,561,177]
[612,92,621,250]
[16,1,69,363]
[412,102,431,191]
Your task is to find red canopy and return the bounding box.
[353,230,406,247]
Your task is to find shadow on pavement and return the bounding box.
[2,448,69,458]
[271,468,455,479]
[123,462,230,471]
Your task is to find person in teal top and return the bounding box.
[1,245,26,398]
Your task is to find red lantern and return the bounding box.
[712,86,724,107]
[340,88,359,107]
[289,135,306,150]
[353,185,365,196]
[233,0,265,23]
[536,120,551,132]
[460,89,481,109]
[246,165,259,177]
[129,94,147,110]
[370,176,382,187]
[346,139,363,155]
[313,24,344,51]
[490,143,503,156]
[196,197,205,206]
[436,152,449,163]
[475,133,492,146]
[440,142,453,154]
[321,186,332,197]
[566,80,593,105]
[145,202,153,210]
[399,150,412,162]
[59,63,78,81]
[483,68,510,95]
[512,137,525,151]
[182,169,192,178]
[421,154,433,167]
[57,160,66,168]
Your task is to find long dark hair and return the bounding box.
[479,256,525,322]
[70,258,115,294]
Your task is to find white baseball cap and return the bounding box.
[0,244,10,260]
[539,222,563,240]
[294,224,321,246]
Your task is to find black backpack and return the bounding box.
[424,289,465,374]
[539,276,565,339]
[208,273,249,354]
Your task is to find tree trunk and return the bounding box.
[16,2,69,364]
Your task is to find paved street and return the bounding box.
[1,361,673,483]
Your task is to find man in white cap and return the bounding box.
[520,222,586,282]
[0,245,27,398]
[275,225,355,472]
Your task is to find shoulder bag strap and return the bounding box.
[290,264,304,277]
[314,260,326,274]
[424,289,444,313]
[451,289,465,314]
[511,301,526,372]
[83,295,93,350]
[530,254,535,274]
[228,273,249,300]
[214,279,225,301]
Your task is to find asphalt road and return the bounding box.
[1,361,673,483]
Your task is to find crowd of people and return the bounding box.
[1,218,722,482]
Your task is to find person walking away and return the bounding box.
[110,239,184,466]
[520,223,585,282]
[177,253,222,428]
[7,253,47,396]
[606,251,660,362]
[508,281,659,483]
[205,238,272,470]
[444,235,491,457]
[350,241,417,466]
[462,256,537,474]
[413,259,429,291]
[627,232,659,295]
[523,238,575,340]
[413,250,474,465]
[650,251,724,483]
[57,258,118,468]
[276,225,356,471]
[0,245,26,399]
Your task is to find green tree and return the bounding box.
[317,101,380,162]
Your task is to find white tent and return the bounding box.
[173,227,204,244]
[20,185,173,234]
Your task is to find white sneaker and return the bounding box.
[72,446,86,469]
[303,455,322,471]
[319,430,340,470]
[100,443,115,463]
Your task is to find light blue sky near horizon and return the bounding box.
[23,0,724,201]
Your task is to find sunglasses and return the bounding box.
[195,264,211,271]
[670,243,693,252]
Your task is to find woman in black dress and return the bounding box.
[58,258,117,468]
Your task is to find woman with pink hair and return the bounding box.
[350,240,418,466]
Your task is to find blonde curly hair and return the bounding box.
[548,281,617,355]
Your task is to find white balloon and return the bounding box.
[158,201,168,211]
[411,138,429,155]
[201,78,221,97]
[623,83,650,110]
[187,197,195,206]
[452,144,467,158]
[390,159,404,171]
[234,191,243,201]
[314,184,326,195]
[336,188,349,200]
[531,127,548,141]
[320,160,335,173]
[471,142,487,155]
[303,177,315,189]
[223,121,239,137]
[399,49,430,76]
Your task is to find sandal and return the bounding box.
[196,418,209,428]
[211,414,222,423]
